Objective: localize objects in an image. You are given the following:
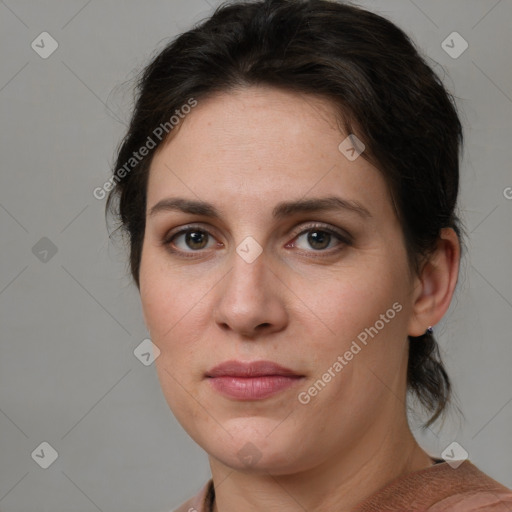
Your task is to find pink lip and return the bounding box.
[206,360,304,400]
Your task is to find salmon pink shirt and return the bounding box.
[172,459,512,512]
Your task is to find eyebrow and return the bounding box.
[148,196,371,220]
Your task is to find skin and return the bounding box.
[139,86,460,512]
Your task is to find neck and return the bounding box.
[209,416,433,512]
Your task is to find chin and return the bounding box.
[198,421,313,475]
[214,446,299,475]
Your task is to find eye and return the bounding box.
[162,223,351,257]
[289,224,351,252]
[164,226,219,253]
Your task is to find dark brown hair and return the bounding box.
[106,0,465,427]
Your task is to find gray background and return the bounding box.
[0,0,511,510]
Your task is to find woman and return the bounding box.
[106,0,512,510]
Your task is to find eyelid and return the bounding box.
[288,222,353,245]
[162,223,221,247]
[161,224,222,259]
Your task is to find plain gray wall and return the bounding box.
[1,1,511,510]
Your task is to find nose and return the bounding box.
[213,249,288,339]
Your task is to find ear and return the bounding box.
[407,227,460,337]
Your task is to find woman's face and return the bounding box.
[140,86,419,474]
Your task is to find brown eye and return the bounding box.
[292,226,349,252]
[183,230,209,250]
[305,230,332,250]
[166,228,217,252]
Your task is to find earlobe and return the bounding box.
[407,227,460,337]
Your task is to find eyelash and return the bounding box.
[162,223,352,258]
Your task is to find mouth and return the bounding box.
[205,360,305,400]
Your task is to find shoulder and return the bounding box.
[172,479,214,512]
[426,462,512,512]
[429,489,512,511]
[354,460,512,511]
[171,465,512,512]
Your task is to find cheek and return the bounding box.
[139,256,208,424]
[139,249,214,383]
[297,262,406,343]
[140,275,203,360]
[140,246,196,341]
[294,258,411,405]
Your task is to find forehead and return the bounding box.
[146,86,391,220]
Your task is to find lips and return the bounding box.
[206,360,304,400]
[206,360,301,378]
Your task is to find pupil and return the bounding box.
[308,230,330,250]
[186,230,207,249]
